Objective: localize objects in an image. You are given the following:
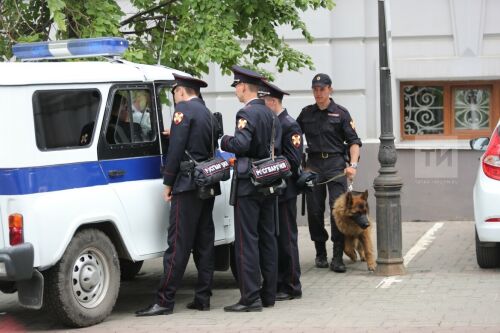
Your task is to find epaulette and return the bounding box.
[335,103,349,114]
[302,104,315,112]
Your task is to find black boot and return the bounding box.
[314,242,328,268]
[330,244,346,273]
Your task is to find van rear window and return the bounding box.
[33,89,101,150]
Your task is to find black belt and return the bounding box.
[308,152,342,159]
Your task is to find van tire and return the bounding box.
[119,259,143,280]
[476,228,500,268]
[43,229,120,327]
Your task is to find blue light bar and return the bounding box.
[12,37,129,61]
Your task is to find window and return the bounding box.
[105,89,154,145]
[400,81,500,140]
[33,89,101,150]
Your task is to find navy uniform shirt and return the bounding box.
[221,98,282,196]
[163,97,219,194]
[297,99,362,155]
[278,109,303,201]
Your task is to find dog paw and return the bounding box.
[367,264,377,271]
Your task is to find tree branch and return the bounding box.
[120,0,178,26]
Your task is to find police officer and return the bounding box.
[136,74,219,316]
[259,80,303,301]
[297,73,361,273]
[221,66,281,312]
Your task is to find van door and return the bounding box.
[155,83,231,243]
[98,85,168,257]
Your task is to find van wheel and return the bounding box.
[119,259,143,281]
[476,228,500,268]
[43,229,120,327]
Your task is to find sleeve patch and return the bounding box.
[350,120,356,130]
[173,112,184,125]
[291,133,301,148]
[237,118,248,130]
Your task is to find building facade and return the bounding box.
[197,0,499,221]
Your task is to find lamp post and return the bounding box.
[374,0,405,276]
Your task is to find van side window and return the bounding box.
[33,89,101,150]
[105,89,154,145]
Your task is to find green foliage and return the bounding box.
[0,0,334,77]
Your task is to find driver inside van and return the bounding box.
[132,91,152,138]
[106,93,143,144]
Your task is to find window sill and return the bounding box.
[395,139,472,150]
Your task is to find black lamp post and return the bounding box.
[374,0,406,276]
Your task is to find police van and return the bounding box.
[0,37,235,327]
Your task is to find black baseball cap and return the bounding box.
[172,73,208,92]
[231,65,263,87]
[311,73,332,88]
[258,80,290,100]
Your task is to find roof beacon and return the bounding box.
[12,37,129,61]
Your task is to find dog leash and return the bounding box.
[314,172,354,192]
[314,172,346,186]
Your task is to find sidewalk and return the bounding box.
[2,221,500,332]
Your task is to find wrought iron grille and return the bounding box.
[403,86,444,135]
[453,88,490,130]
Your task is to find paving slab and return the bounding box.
[1,221,500,332]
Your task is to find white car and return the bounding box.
[471,119,500,268]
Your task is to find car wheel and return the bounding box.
[475,228,500,268]
[119,259,143,281]
[43,229,120,327]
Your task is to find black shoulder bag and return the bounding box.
[249,116,292,195]
[185,112,231,199]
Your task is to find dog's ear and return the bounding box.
[345,191,353,210]
[362,190,368,200]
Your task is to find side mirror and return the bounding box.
[213,112,224,138]
[470,137,490,151]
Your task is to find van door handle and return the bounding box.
[108,169,126,178]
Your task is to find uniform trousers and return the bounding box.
[156,190,215,308]
[277,196,302,296]
[306,157,347,253]
[234,194,277,306]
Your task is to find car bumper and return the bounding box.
[0,243,34,281]
[474,171,500,243]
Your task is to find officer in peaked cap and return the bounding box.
[297,73,362,273]
[136,73,220,316]
[259,80,303,301]
[221,65,282,312]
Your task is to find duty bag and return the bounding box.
[250,156,291,187]
[192,157,231,187]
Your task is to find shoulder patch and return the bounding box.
[237,118,248,130]
[173,111,184,125]
[291,133,301,148]
[350,120,356,130]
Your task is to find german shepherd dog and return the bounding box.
[333,190,376,271]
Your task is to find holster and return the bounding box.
[256,179,287,196]
[179,160,195,174]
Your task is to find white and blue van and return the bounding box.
[0,38,235,327]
